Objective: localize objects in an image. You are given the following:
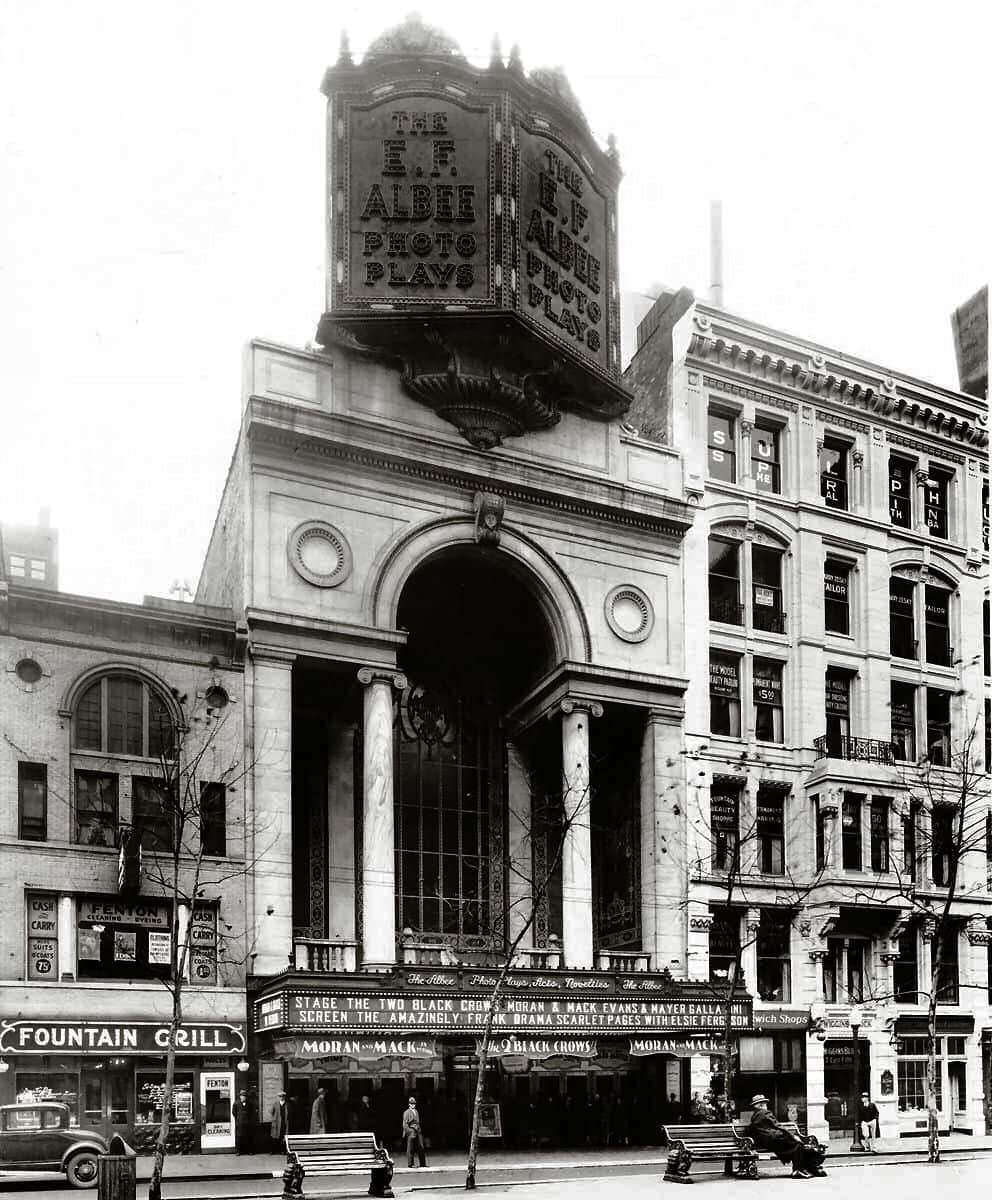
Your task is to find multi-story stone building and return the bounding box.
[1,13,987,1158]
[0,570,249,1152]
[626,289,990,1139]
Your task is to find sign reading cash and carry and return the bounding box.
[1,1020,246,1055]
[258,990,750,1036]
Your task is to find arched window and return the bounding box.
[74,674,174,758]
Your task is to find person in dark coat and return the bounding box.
[748,1095,826,1179]
[233,1090,257,1154]
[269,1090,289,1152]
[310,1086,328,1134]
[857,1093,880,1153]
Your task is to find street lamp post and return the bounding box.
[849,1009,866,1153]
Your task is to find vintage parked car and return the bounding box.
[0,1102,108,1188]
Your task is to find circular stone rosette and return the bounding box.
[287,520,353,588]
[604,584,654,643]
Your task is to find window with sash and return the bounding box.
[756,910,791,1002]
[708,908,742,984]
[842,794,863,869]
[756,787,785,875]
[824,559,851,635]
[707,410,736,483]
[924,470,950,539]
[870,797,890,872]
[926,688,952,766]
[18,763,47,841]
[753,658,784,743]
[819,438,848,509]
[825,668,851,756]
[894,924,919,1003]
[74,674,173,758]
[752,545,785,633]
[889,577,917,659]
[708,538,742,625]
[752,422,781,493]
[710,785,741,872]
[891,682,916,762]
[710,652,742,737]
[924,586,952,667]
[889,457,913,527]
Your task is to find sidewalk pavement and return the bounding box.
[133,1135,992,1182]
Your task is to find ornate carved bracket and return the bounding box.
[474,491,505,546]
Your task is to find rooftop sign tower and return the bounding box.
[316,14,631,449]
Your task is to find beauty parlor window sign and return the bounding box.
[261,990,752,1036]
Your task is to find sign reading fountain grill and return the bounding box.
[316,14,629,449]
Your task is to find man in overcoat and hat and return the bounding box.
[747,1095,827,1178]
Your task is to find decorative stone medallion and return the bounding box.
[288,520,353,588]
[604,584,654,643]
[6,650,52,693]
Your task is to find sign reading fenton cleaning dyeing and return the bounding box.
[267,991,750,1035]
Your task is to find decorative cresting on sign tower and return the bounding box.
[316,15,631,449]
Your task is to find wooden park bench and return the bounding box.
[281,1132,395,1199]
[662,1124,758,1183]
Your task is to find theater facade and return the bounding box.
[193,16,750,1143]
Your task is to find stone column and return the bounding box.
[641,710,688,974]
[58,895,76,981]
[251,651,295,976]
[506,741,533,950]
[914,468,930,534]
[740,419,754,485]
[357,668,407,971]
[560,699,602,969]
[742,909,761,998]
[852,449,865,510]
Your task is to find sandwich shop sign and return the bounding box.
[1,1020,246,1056]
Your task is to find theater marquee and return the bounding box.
[316,18,629,448]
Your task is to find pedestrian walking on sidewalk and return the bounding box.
[402,1095,427,1167]
[858,1093,880,1154]
[310,1086,328,1134]
[270,1090,289,1152]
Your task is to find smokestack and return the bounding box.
[709,199,724,309]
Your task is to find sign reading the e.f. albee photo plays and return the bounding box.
[517,129,612,374]
[339,95,495,306]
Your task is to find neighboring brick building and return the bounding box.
[626,292,990,1138]
[0,565,249,1152]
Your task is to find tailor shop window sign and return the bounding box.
[339,96,495,305]
[263,991,751,1035]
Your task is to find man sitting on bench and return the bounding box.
[747,1096,826,1179]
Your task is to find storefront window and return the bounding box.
[753,658,783,743]
[709,652,741,737]
[26,893,59,981]
[15,1073,80,1122]
[136,1072,195,1132]
[897,1039,943,1112]
[77,897,173,981]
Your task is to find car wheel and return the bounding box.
[65,1151,100,1189]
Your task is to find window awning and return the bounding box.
[894,1015,974,1035]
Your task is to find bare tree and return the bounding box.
[458,770,589,1189]
[134,687,267,1200]
[831,719,989,1163]
[682,746,827,1123]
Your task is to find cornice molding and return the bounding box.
[688,323,988,449]
[886,431,966,466]
[703,375,798,413]
[250,421,694,540]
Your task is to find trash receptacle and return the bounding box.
[98,1135,137,1200]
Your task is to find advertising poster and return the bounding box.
[27,937,58,980]
[114,930,137,961]
[78,929,102,960]
[148,932,171,965]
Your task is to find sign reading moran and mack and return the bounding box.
[0,1020,246,1056]
[257,990,750,1036]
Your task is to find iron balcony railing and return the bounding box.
[813,734,895,764]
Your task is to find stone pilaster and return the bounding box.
[506,740,533,949]
[560,699,602,969]
[251,651,295,976]
[357,667,407,971]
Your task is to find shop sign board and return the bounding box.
[78,900,170,928]
[200,1071,235,1150]
[629,1036,726,1057]
[0,1020,246,1055]
[259,989,751,1036]
[484,1036,597,1059]
[278,1036,436,1061]
[752,1009,810,1031]
[821,1007,879,1033]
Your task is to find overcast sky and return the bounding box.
[1,1,988,605]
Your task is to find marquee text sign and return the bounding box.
[346,98,493,303]
[277,1036,436,1061]
[259,989,751,1036]
[1,1020,246,1055]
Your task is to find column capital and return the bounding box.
[357,667,408,690]
[251,647,297,667]
[560,698,604,719]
